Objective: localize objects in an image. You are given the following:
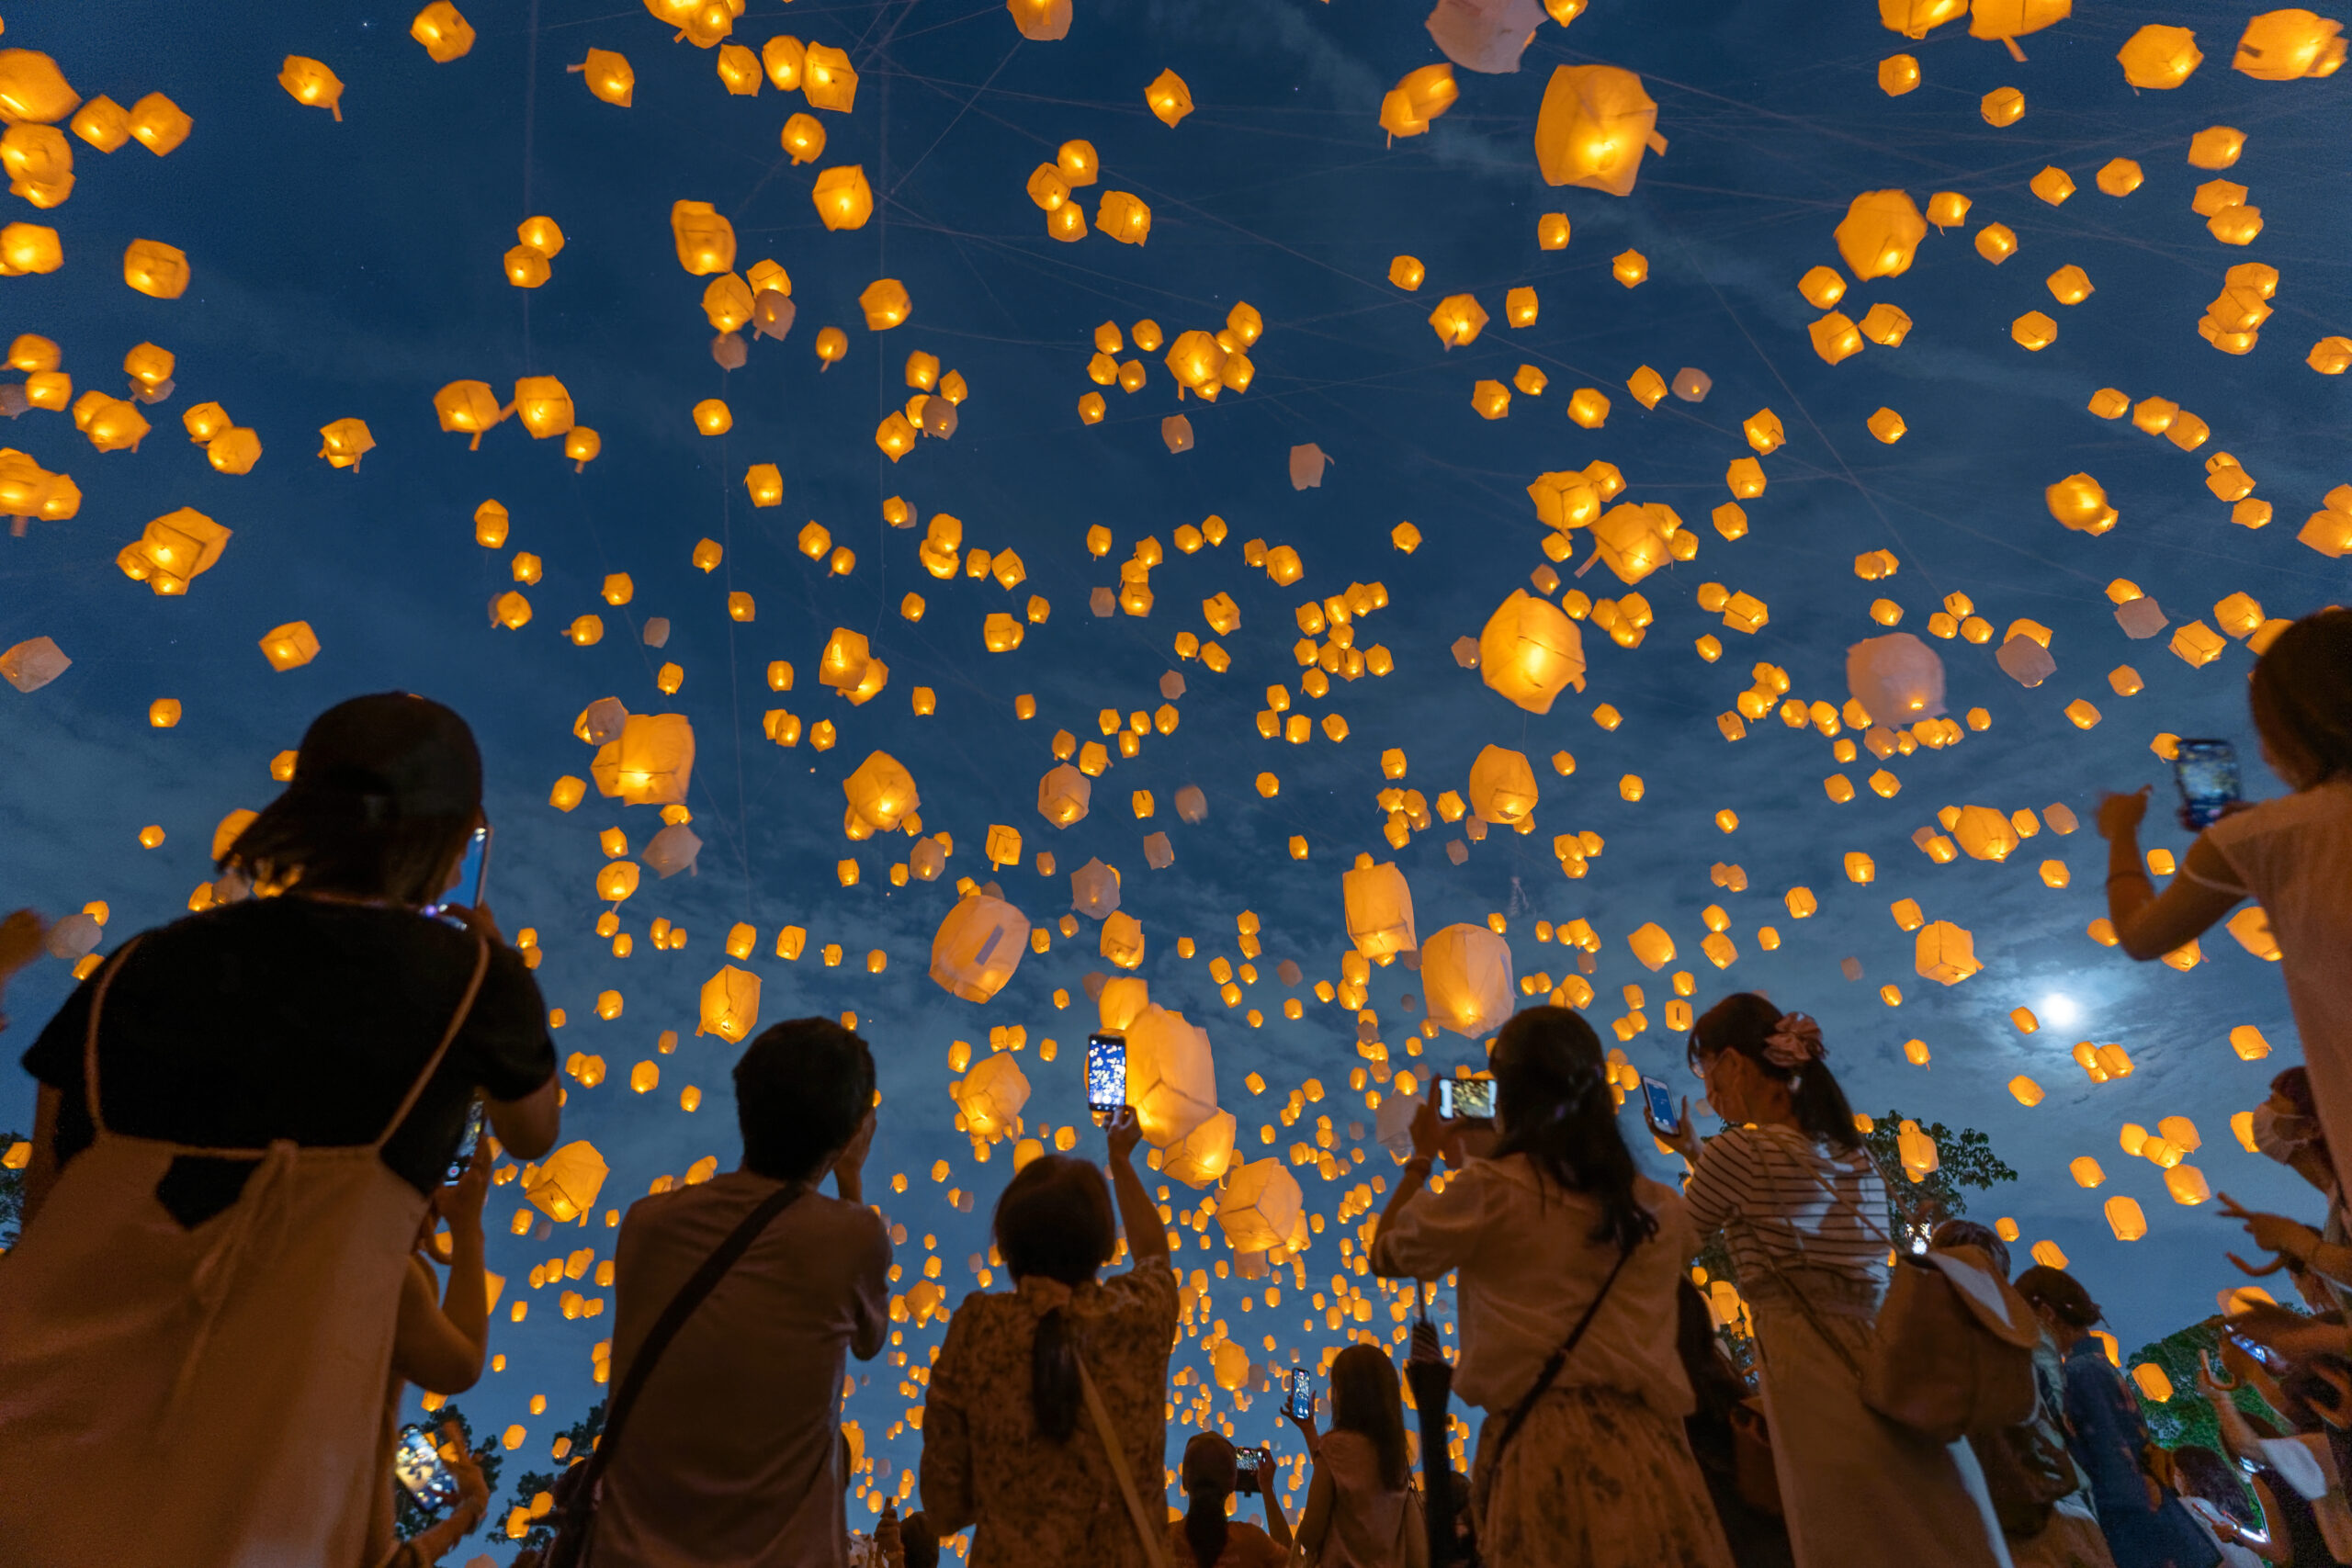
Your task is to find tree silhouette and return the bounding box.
[1861,1110,2019,1252]
[503,1399,606,1552]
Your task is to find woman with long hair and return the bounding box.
[1372,1006,1733,1568]
[922,1107,1176,1567]
[2098,608,2352,1155]
[1285,1343,1423,1568]
[1655,994,2010,1568]
[2012,1268,2217,1568]
[1169,1432,1291,1568]
[0,693,557,1567]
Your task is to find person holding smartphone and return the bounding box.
[921,1107,1175,1568]
[1170,1432,1292,1567]
[0,693,558,1568]
[2098,608,2352,1156]
[1283,1344,1423,1568]
[1370,1007,1733,1568]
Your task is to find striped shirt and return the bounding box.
[1685,1123,1890,1286]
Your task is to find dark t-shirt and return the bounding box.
[24,897,555,1205]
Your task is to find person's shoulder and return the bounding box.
[1633,1173,1689,1215]
[2212,784,2352,843]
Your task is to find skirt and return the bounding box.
[1747,1279,2014,1568]
[1471,1384,1737,1568]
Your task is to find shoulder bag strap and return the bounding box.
[1078,1350,1171,1568]
[576,1181,809,1495]
[1487,1240,1634,1464]
[1743,1135,1876,1380]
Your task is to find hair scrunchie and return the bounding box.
[1762,1011,1824,1068]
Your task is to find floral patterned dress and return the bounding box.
[922,1262,1179,1568]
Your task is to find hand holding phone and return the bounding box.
[1287,1368,1314,1424]
[424,825,492,928]
[1233,1444,1273,1495]
[394,1424,462,1515]
[1435,1076,1494,1122]
[2173,739,2243,830]
[1087,1032,1127,1124]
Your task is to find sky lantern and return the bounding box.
[1162,1111,1236,1190]
[116,507,231,596]
[2119,25,2203,87]
[1478,588,1584,711]
[843,750,919,833]
[258,621,322,671]
[697,968,760,1043]
[3,123,74,208]
[1380,63,1458,139]
[1146,69,1193,127]
[412,3,477,62]
[803,45,859,110]
[0,50,81,124]
[1846,632,1945,724]
[75,392,152,454]
[1217,1160,1303,1255]
[2047,474,2117,533]
[1914,920,1981,984]
[591,715,695,805]
[1126,1005,1216,1146]
[2234,10,2345,77]
[813,166,873,230]
[1428,293,1487,346]
[1533,64,1662,196]
[1834,189,1927,278]
[72,96,130,152]
[763,36,805,90]
[1970,0,2070,56]
[316,418,375,469]
[571,50,634,106]
[781,113,826,164]
[1008,0,1071,40]
[278,57,346,120]
[524,1141,608,1221]
[0,222,62,275]
[1342,855,1417,960]
[1467,744,1538,824]
[1421,923,1513,1035]
[122,239,189,299]
[670,200,735,275]
[956,1055,1031,1140]
[859,279,911,329]
[512,377,575,438]
[1878,0,1965,37]
[435,380,504,447]
[1097,191,1151,244]
[930,890,1030,1002]
[1057,139,1098,184]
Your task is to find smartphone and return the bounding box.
[1642,1076,1679,1134]
[393,1424,461,1516]
[1287,1369,1313,1423]
[1436,1075,1494,1122]
[2173,739,2241,829]
[424,825,492,926]
[1086,1032,1126,1122]
[446,1098,486,1184]
[1233,1443,1272,1495]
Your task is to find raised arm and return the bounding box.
[1104,1107,1169,1266]
[2098,790,2246,961]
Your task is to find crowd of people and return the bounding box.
[0,608,2346,1568]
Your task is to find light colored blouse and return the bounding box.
[1684,1123,1889,1290]
[1370,1153,1695,1419]
[2205,783,2352,1157]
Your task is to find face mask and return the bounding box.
[2253,1100,2316,1163]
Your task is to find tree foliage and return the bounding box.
[1862,1110,2019,1250]
[503,1399,606,1552]
[393,1400,504,1542]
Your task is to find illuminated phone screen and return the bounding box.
[1086,1033,1126,1115]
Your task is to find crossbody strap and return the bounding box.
[582,1181,809,1490]
[1078,1351,1170,1568]
[1488,1241,1634,1460]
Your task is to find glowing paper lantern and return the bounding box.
[2234,10,2346,78]
[1420,924,1514,1036]
[1846,632,1946,725]
[591,715,696,806]
[524,1141,608,1221]
[116,507,231,596]
[930,892,1031,1003]
[1037,763,1091,827]
[956,1055,1032,1139]
[698,966,761,1043]
[1466,744,1538,824]
[813,166,873,230]
[1162,1111,1237,1189]
[278,57,345,120]
[2047,474,2117,534]
[1007,0,1071,40]
[1914,920,1981,985]
[122,239,189,299]
[1834,189,1928,279]
[1343,858,1417,960]
[1533,64,1661,196]
[2120,25,2203,87]
[842,750,919,833]
[1217,1159,1304,1254]
[1126,1005,1216,1146]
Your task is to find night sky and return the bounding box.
[3,0,2347,1548]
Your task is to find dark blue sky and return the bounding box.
[4,0,2347,1540]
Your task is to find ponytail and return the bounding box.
[1183,1492,1228,1568]
[1030,1305,1082,1442]
[1687,993,1862,1153]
